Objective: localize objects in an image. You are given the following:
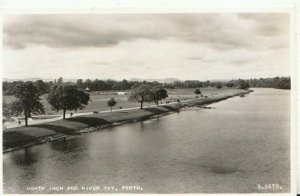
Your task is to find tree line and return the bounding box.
[164,77,290,90]
[2,76,290,96]
[243,77,290,89]
[2,76,290,126]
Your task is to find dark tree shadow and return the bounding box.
[31,124,79,135]
[115,111,129,114]
[3,131,36,148]
[65,117,110,127]
[161,105,180,111]
[9,147,39,166]
[50,137,85,152]
[142,107,166,114]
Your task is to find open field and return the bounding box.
[3,87,240,115]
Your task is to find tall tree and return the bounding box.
[150,86,168,106]
[107,98,117,112]
[129,84,153,109]
[10,82,45,126]
[47,83,90,119]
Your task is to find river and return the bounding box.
[3,88,290,193]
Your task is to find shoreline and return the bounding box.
[3,89,252,153]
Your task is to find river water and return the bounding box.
[3,88,290,193]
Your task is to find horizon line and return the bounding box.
[2,75,291,82]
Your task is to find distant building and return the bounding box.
[117,92,125,95]
[85,87,90,92]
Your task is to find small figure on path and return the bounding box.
[70,112,73,117]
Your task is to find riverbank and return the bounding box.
[2,88,246,129]
[3,89,251,153]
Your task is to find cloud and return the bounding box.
[3,13,289,51]
[3,14,172,49]
[3,13,290,80]
[237,13,289,35]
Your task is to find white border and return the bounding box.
[0,0,298,195]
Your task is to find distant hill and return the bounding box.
[129,78,181,83]
[3,78,77,82]
[2,77,230,83]
[3,78,48,82]
[209,79,231,82]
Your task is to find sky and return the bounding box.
[2,13,290,81]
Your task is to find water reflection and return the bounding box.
[6,147,41,190]
[50,137,85,152]
[10,147,39,166]
[140,117,160,130]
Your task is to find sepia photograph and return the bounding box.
[1,10,294,194]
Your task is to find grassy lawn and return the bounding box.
[3,87,240,115]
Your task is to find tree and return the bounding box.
[225,82,234,88]
[129,84,153,109]
[76,79,85,90]
[150,86,168,106]
[278,78,290,89]
[216,83,222,89]
[107,98,117,112]
[84,79,93,91]
[244,82,250,89]
[3,81,24,96]
[47,83,90,119]
[3,101,13,124]
[34,80,49,94]
[57,77,63,84]
[2,102,11,119]
[194,89,201,98]
[238,80,249,90]
[203,80,210,88]
[10,82,45,126]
